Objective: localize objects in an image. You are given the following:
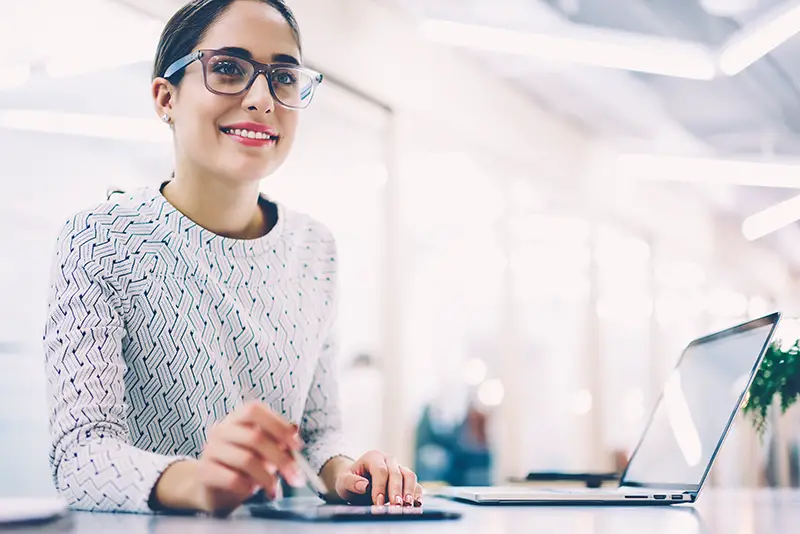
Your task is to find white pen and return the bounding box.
[290,448,330,499]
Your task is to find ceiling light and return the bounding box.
[700,0,758,18]
[719,0,800,75]
[742,192,800,240]
[420,19,717,80]
[0,109,170,143]
[615,153,800,188]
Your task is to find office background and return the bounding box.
[2,0,800,497]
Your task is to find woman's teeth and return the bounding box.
[221,128,275,140]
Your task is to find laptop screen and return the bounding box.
[620,314,779,491]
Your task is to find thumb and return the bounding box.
[339,473,370,495]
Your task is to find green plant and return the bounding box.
[744,332,800,434]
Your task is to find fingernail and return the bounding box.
[288,471,306,488]
[355,480,369,493]
[376,494,385,506]
[394,495,402,506]
[405,494,413,506]
[415,499,423,507]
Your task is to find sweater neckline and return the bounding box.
[146,182,285,258]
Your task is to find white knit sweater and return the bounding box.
[43,185,347,512]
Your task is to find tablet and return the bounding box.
[249,502,462,522]
[0,498,68,525]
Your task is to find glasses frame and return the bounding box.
[163,48,324,110]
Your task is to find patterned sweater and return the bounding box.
[43,185,346,512]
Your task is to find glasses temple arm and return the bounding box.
[163,51,203,79]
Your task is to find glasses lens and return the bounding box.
[205,55,254,95]
[271,67,316,109]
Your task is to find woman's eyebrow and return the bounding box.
[271,53,300,65]
[216,46,253,58]
[215,47,300,65]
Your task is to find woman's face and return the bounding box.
[155,0,301,184]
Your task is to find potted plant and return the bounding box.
[744,320,800,433]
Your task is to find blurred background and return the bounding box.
[2,0,800,497]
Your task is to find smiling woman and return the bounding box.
[43,0,422,517]
[152,0,306,187]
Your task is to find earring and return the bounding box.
[162,113,171,123]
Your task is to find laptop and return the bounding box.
[435,312,781,505]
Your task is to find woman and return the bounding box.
[43,0,422,515]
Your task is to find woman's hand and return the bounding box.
[333,450,424,507]
[151,401,306,516]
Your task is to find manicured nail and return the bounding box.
[394,495,402,506]
[288,469,306,487]
[405,494,414,506]
[376,494,385,506]
[414,499,423,507]
[355,480,369,493]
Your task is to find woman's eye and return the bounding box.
[212,61,244,77]
[274,72,297,85]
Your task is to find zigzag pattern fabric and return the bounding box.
[43,186,347,513]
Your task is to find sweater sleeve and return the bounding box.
[43,214,188,513]
[300,319,353,473]
[300,229,352,473]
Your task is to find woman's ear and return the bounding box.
[152,77,174,122]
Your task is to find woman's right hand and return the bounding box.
[151,401,306,515]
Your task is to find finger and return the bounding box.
[413,483,424,507]
[230,402,301,449]
[204,440,278,491]
[218,432,306,488]
[264,477,281,501]
[400,467,418,506]
[385,456,404,506]
[199,460,256,499]
[223,423,302,483]
[368,456,389,505]
[230,402,302,448]
[343,473,370,495]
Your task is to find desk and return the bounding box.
[17,490,800,534]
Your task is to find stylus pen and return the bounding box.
[290,448,330,499]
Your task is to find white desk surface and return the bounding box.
[14,489,800,534]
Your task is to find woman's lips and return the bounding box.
[220,127,278,147]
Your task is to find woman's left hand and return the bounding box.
[333,450,423,507]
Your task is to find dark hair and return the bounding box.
[152,0,302,83]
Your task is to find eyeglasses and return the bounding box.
[163,48,323,110]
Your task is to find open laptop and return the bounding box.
[436,312,781,505]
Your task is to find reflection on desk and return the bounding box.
[15,490,800,534]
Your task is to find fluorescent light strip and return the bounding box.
[420,19,717,80]
[742,193,800,240]
[0,109,170,143]
[615,153,800,188]
[719,0,800,75]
